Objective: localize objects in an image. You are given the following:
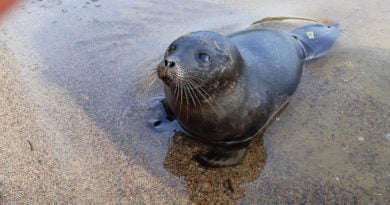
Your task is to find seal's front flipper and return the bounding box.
[194,147,247,167]
[291,24,339,60]
[148,98,179,132]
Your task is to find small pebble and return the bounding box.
[357,136,364,141]
[385,133,390,140]
[336,177,339,181]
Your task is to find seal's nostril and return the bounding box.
[168,61,175,68]
[164,59,176,68]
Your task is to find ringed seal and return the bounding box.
[156,24,339,167]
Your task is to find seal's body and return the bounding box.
[157,24,339,167]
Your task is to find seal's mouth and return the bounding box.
[157,64,173,86]
[160,73,172,86]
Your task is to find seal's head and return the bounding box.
[157,31,243,97]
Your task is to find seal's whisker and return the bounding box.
[196,87,220,116]
[182,81,190,122]
[145,68,158,82]
[187,75,214,88]
[173,82,180,107]
[189,79,214,102]
[184,73,207,80]
[187,80,207,119]
[185,82,197,107]
[179,80,184,117]
[170,71,185,83]
[170,70,214,90]
[187,79,221,116]
[140,69,160,101]
[146,75,158,90]
[147,69,160,84]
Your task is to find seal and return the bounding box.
[156,24,339,167]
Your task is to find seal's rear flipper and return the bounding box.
[291,24,339,60]
[194,147,247,167]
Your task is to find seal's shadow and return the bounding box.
[162,126,267,203]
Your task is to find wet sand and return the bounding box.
[1,0,389,204]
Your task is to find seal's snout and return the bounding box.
[164,59,176,68]
[157,58,177,86]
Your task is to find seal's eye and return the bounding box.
[198,52,211,63]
